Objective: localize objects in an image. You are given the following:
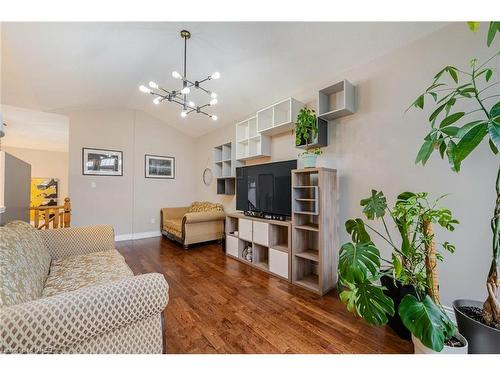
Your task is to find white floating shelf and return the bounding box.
[257,97,304,136]
[235,116,271,161]
[213,141,242,195]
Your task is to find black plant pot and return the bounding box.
[380,275,416,340]
[453,299,500,354]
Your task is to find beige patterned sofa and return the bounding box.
[161,201,225,249]
[0,221,169,354]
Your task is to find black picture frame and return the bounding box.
[144,154,175,179]
[82,147,123,176]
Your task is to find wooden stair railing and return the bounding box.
[30,197,71,229]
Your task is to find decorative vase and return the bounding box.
[302,154,317,168]
[412,333,468,354]
[453,299,500,354]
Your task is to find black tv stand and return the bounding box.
[243,211,287,221]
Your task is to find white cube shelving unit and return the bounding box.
[318,80,356,121]
[257,97,304,136]
[214,141,241,195]
[235,116,271,160]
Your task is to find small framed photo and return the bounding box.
[82,148,123,176]
[145,154,175,179]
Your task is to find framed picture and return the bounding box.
[30,177,59,221]
[82,148,123,176]
[145,154,175,179]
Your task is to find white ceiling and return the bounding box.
[1,105,69,152]
[1,22,447,137]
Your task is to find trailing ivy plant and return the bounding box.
[338,190,459,351]
[409,22,500,327]
[295,107,318,146]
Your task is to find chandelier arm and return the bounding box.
[197,86,211,95]
[197,76,211,85]
[198,110,213,118]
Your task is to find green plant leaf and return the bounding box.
[399,295,456,352]
[487,21,500,47]
[454,122,488,163]
[413,95,424,109]
[489,138,499,154]
[491,101,500,118]
[360,190,387,219]
[488,121,500,150]
[415,137,435,165]
[339,242,381,283]
[485,69,493,82]
[392,253,403,279]
[446,140,460,172]
[440,112,465,128]
[428,102,447,123]
[456,120,485,138]
[446,67,459,83]
[340,281,394,326]
[467,22,480,32]
[440,126,459,137]
[345,218,371,243]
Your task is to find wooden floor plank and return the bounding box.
[117,237,413,354]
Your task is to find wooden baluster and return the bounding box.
[53,207,59,228]
[34,208,40,229]
[63,197,71,228]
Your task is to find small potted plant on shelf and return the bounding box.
[337,190,468,353]
[408,22,499,353]
[295,107,318,147]
[299,147,322,168]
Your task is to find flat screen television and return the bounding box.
[236,159,297,217]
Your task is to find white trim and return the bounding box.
[115,230,161,242]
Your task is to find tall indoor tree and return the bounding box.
[409,22,500,326]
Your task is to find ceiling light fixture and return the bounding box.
[139,30,219,121]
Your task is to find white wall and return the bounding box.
[3,146,69,202]
[194,23,498,307]
[66,109,196,238]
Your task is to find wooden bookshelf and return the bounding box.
[292,167,338,295]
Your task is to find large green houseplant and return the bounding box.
[409,22,500,338]
[295,107,318,147]
[338,190,463,352]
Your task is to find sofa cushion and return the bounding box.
[187,201,223,213]
[163,218,183,238]
[0,221,52,307]
[42,249,133,297]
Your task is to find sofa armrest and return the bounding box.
[183,211,226,224]
[0,273,169,353]
[38,225,115,259]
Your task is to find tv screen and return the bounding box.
[236,159,297,217]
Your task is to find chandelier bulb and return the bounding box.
[172,71,182,79]
[149,81,159,89]
[210,98,218,106]
[210,92,217,99]
[153,97,161,105]
[188,101,196,107]
[181,86,190,95]
[139,85,151,94]
[210,72,221,80]
[212,115,218,121]
[180,111,187,118]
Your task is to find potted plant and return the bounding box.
[338,190,468,353]
[409,22,500,353]
[294,107,328,149]
[299,147,322,168]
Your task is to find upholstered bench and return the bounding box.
[0,221,169,354]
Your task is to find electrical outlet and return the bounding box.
[151,218,156,224]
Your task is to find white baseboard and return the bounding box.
[115,230,161,242]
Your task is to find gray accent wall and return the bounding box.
[1,152,31,224]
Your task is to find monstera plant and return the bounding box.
[338,190,459,351]
[409,22,499,330]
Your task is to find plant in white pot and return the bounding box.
[409,22,500,353]
[338,190,468,353]
[299,147,323,168]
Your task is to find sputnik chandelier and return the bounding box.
[139,30,220,121]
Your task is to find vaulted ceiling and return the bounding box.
[1,22,447,137]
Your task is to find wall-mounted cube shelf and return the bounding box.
[214,141,241,195]
[318,80,355,121]
[235,116,271,160]
[257,97,304,136]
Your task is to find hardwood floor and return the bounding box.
[117,237,413,354]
